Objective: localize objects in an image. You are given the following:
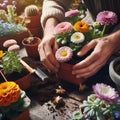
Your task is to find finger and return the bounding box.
[41,45,59,72]
[39,45,58,72]
[74,63,104,79]
[77,40,97,56]
[44,43,59,68]
[73,51,99,70]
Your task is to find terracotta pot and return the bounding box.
[12,109,30,120]
[109,57,120,92]
[22,37,41,59]
[1,69,31,90]
[15,72,31,90]
[56,63,86,85]
[0,30,30,50]
[26,14,41,28]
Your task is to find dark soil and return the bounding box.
[0,68,29,82]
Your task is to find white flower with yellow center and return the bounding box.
[70,32,85,44]
[55,46,73,63]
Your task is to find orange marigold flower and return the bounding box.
[0,82,20,106]
[0,50,5,58]
[73,21,89,32]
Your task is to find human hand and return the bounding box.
[72,35,117,79]
[38,34,59,73]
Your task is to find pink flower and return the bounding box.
[54,22,72,35]
[55,46,73,63]
[65,9,80,17]
[93,83,119,102]
[96,11,118,25]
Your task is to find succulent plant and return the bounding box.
[24,4,40,17]
[67,110,85,120]
[80,94,117,120]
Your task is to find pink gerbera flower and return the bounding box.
[54,22,72,35]
[55,46,73,63]
[65,9,80,17]
[96,10,118,25]
[93,83,119,102]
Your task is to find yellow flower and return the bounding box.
[0,82,20,106]
[73,21,89,32]
[0,50,5,58]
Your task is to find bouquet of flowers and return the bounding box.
[66,83,120,120]
[0,81,31,120]
[54,9,118,64]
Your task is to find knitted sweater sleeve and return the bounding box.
[41,0,72,28]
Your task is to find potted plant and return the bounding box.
[24,4,43,38]
[0,5,30,50]
[0,81,31,120]
[109,57,120,93]
[22,36,41,59]
[0,50,31,90]
[54,6,118,85]
[66,83,120,120]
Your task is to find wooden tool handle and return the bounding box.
[20,59,35,73]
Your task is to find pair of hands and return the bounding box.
[38,33,116,79]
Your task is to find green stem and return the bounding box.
[101,25,106,36]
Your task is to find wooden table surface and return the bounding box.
[22,56,115,120]
[22,57,92,120]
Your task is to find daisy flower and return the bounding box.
[55,46,73,63]
[93,83,119,102]
[70,32,85,44]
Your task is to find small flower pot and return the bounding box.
[109,57,120,92]
[26,14,41,28]
[56,62,86,85]
[22,37,41,59]
[1,68,31,90]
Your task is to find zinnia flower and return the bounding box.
[93,83,119,102]
[73,21,89,32]
[54,22,72,35]
[71,32,85,44]
[0,82,20,106]
[96,10,118,25]
[55,46,73,63]
[65,9,80,17]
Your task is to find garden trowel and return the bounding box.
[20,59,48,81]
